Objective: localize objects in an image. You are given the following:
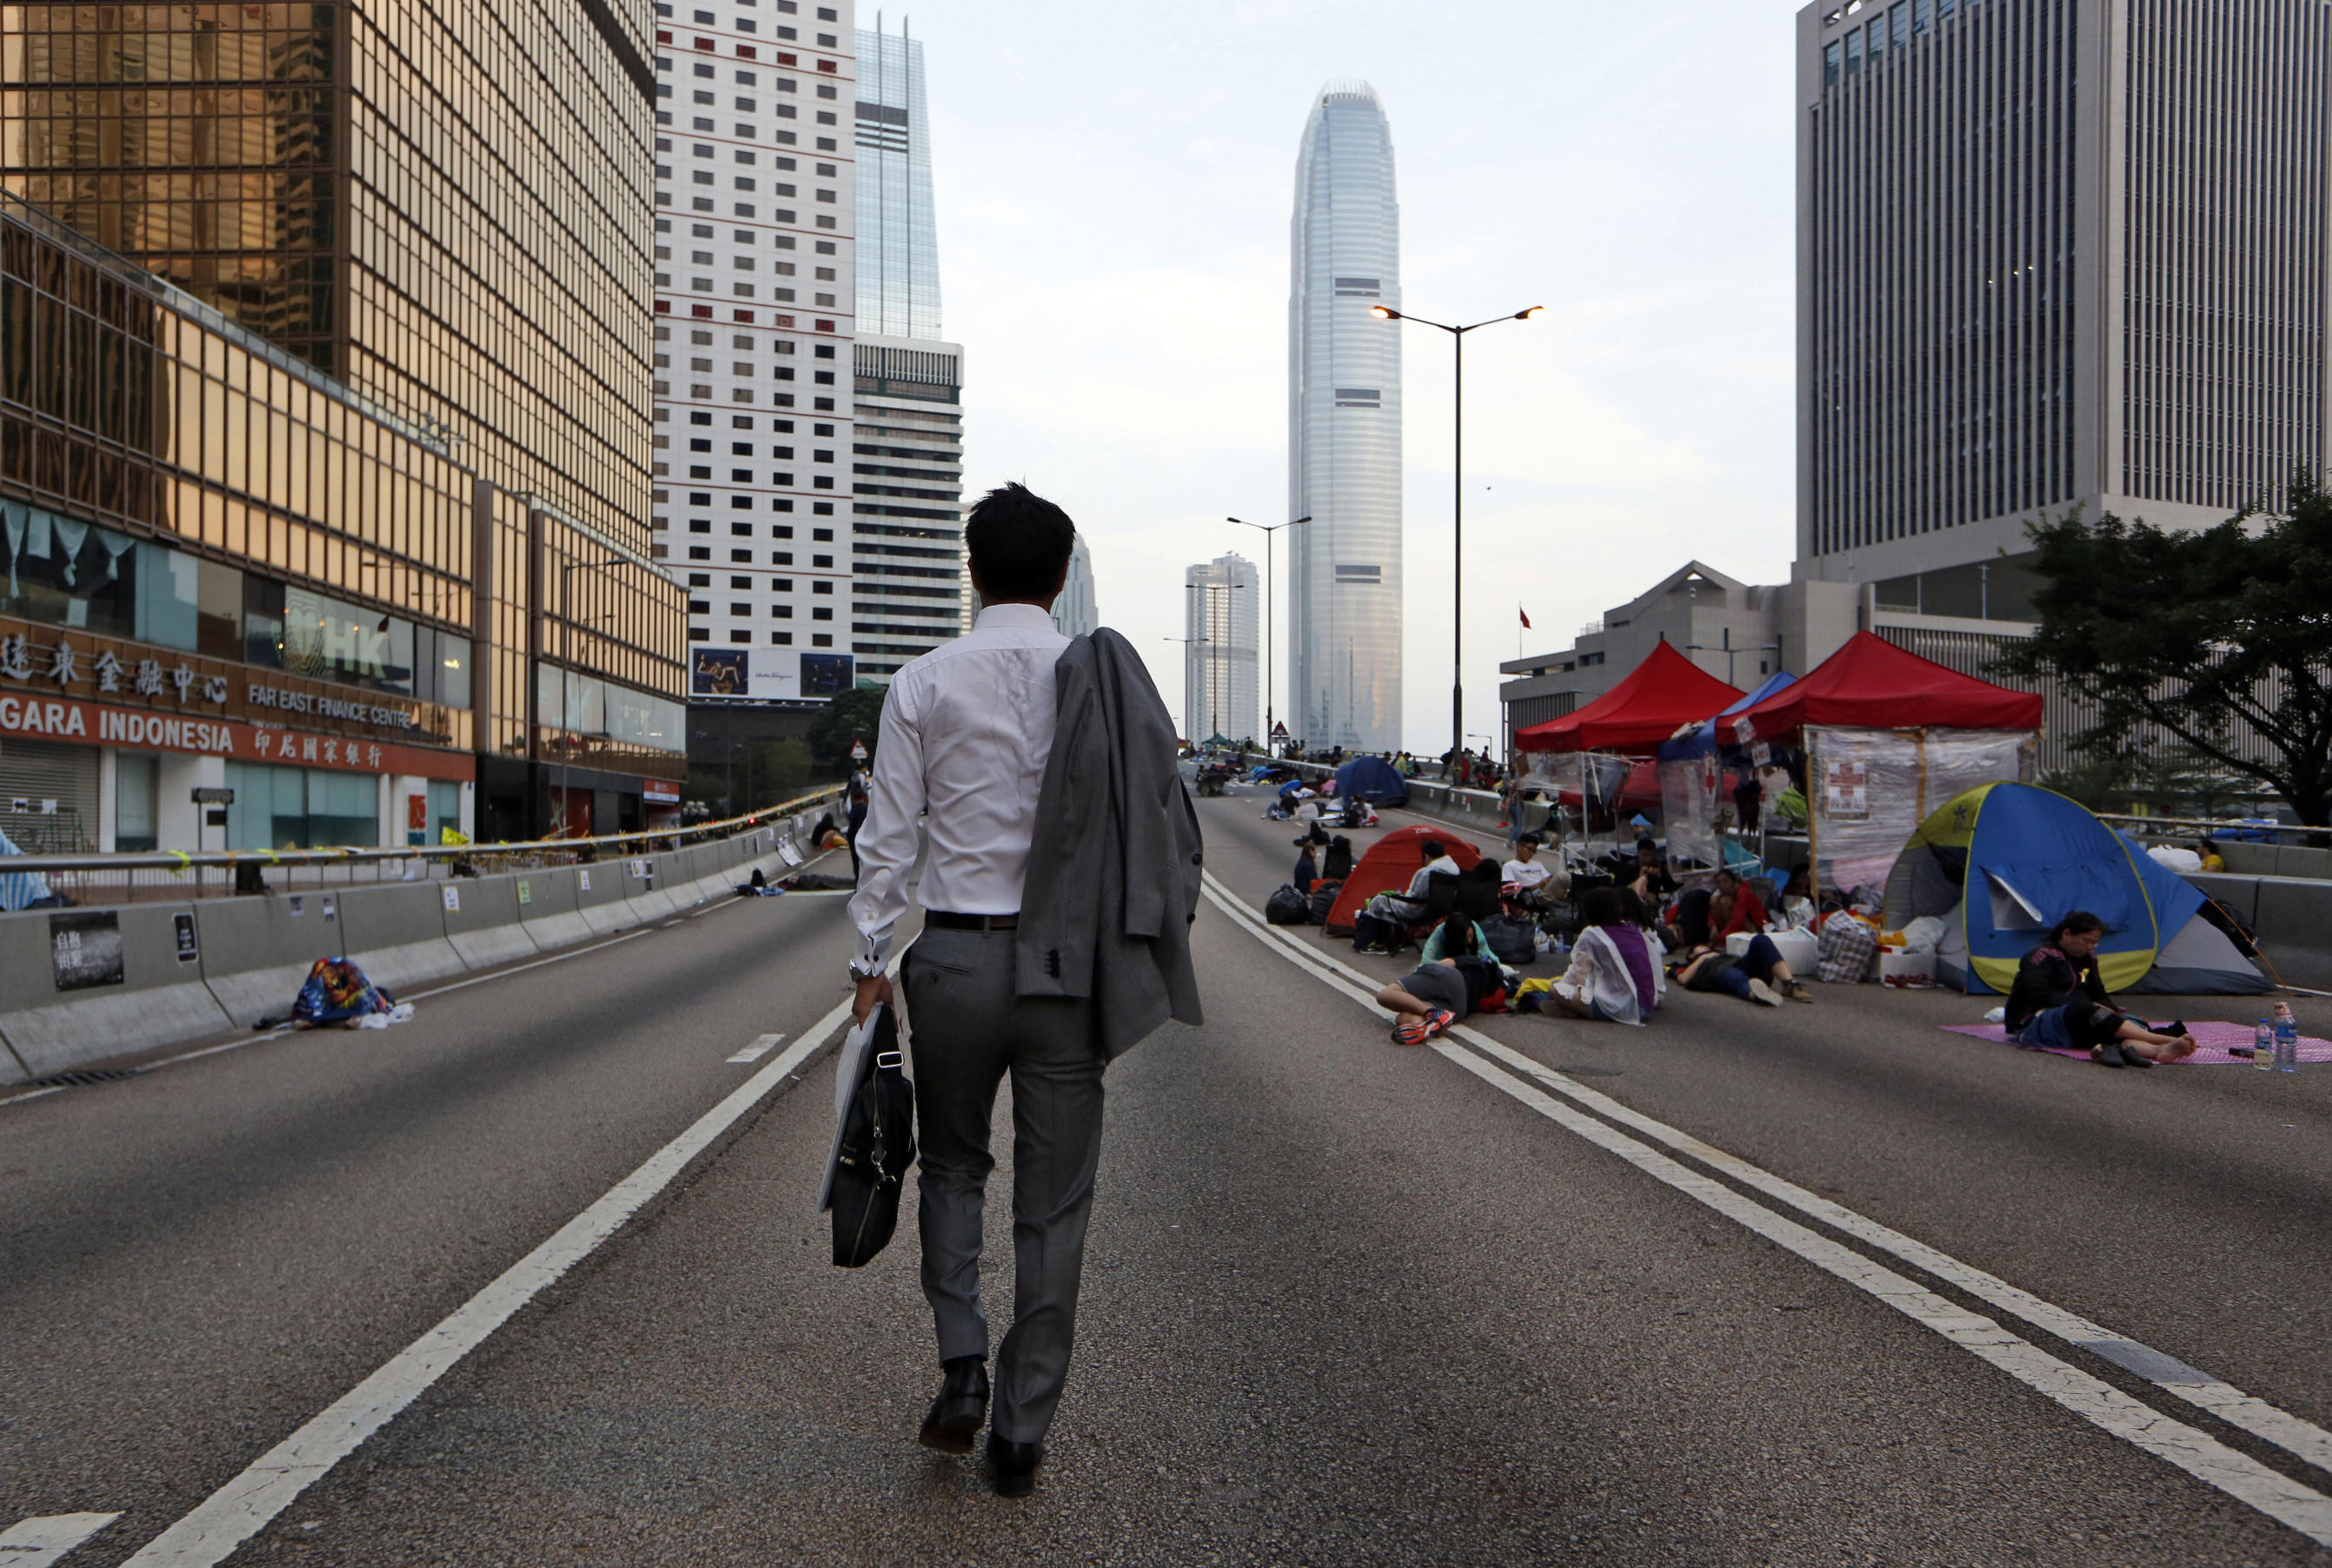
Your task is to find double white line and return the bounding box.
[1201,869,2332,1548]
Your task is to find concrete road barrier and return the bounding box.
[333,881,468,994]
[515,867,595,953]
[573,860,636,938]
[196,889,361,1028]
[2251,876,2332,990]
[0,901,231,1080]
[438,875,541,970]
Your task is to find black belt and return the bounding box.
[926,910,1020,931]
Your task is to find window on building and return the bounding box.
[1824,40,1841,87]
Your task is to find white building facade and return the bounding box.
[651,0,862,704]
[1185,553,1260,746]
[1288,82,1403,754]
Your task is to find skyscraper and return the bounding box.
[1796,0,2332,609]
[1185,553,1259,745]
[854,15,940,338]
[1288,82,1403,753]
[3,0,688,843]
[652,1,861,703]
[847,16,965,685]
[1053,535,1100,638]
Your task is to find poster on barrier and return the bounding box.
[779,837,805,867]
[50,910,123,991]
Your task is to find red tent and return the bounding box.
[1322,825,1485,935]
[1515,640,1744,754]
[1732,630,2043,741]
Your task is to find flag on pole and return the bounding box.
[1518,606,1531,629]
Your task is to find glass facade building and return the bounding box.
[1288,82,1402,754]
[1797,0,2332,588]
[853,17,936,339]
[1184,552,1259,746]
[2,0,688,848]
[851,334,962,679]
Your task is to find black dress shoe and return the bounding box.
[918,1362,989,1454]
[987,1432,1044,1498]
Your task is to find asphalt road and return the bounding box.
[3,797,2329,1565]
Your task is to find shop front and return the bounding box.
[0,615,473,854]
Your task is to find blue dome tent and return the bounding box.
[1334,754,1410,807]
[1882,782,2271,996]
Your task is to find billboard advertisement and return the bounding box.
[690,648,855,701]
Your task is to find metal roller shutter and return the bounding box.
[0,739,102,853]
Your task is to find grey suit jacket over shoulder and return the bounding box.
[1015,626,1205,1059]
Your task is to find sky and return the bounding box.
[894,0,1803,750]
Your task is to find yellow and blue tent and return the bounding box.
[1883,782,2271,996]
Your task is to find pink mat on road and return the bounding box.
[1943,1021,2332,1066]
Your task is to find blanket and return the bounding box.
[1942,1020,2331,1066]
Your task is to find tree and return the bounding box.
[1994,474,2332,825]
[807,683,889,766]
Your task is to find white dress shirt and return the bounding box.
[847,602,1073,974]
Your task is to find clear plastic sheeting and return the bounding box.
[1807,727,2036,896]
[1659,754,1721,870]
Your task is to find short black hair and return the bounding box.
[966,482,1075,601]
[1582,887,1625,927]
[1518,833,1542,847]
[1419,839,1446,860]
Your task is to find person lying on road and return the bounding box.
[1376,913,1503,1046]
[1671,933,1813,1006]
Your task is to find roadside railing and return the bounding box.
[0,787,846,909]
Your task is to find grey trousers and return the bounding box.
[900,924,1105,1444]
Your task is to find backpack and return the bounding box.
[1265,884,1310,925]
[1324,835,1355,880]
[1352,910,1404,952]
[1450,956,1511,1014]
[1307,878,1342,925]
[1479,914,1538,967]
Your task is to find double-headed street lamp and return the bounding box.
[1227,514,1309,755]
[1372,303,1542,766]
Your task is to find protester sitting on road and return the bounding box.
[1631,840,1678,909]
[1377,914,1503,1045]
[1292,828,1328,896]
[1361,838,1462,927]
[1542,888,1663,1025]
[1501,833,1557,913]
[2003,912,2198,1067]
[1712,867,1769,940]
[1671,934,1812,1006]
[1776,865,1818,930]
[1658,884,1713,953]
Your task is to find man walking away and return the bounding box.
[847,482,1202,1498]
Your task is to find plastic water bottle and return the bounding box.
[2274,1002,2300,1073]
[2254,1019,2276,1071]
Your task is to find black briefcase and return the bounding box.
[828,1006,916,1268]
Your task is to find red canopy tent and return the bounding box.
[1514,641,1744,754]
[1731,631,2043,741]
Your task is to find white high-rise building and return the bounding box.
[1185,553,1260,746]
[1288,82,1403,753]
[651,1,862,705]
[1053,535,1100,638]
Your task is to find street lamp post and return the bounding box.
[556,556,625,836]
[1371,303,1542,768]
[1227,515,1309,756]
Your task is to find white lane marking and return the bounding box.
[1202,867,2332,1476]
[0,1086,66,1110]
[728,1033,786,1065]
[119,969,887,1568]
[0,1513,120,1564]
[1199,875,2332,1545]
